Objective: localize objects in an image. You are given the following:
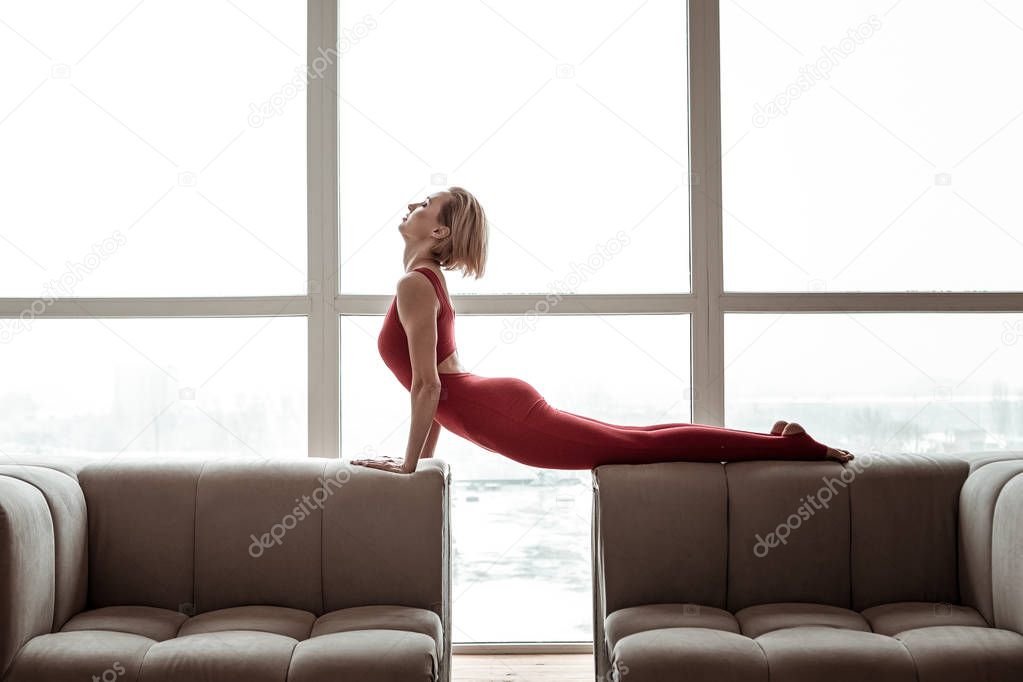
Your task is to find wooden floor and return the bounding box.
[453,654,593,681]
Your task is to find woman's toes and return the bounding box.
[825,447,855,462]
[771,420,788,435]
[781,422,806,437]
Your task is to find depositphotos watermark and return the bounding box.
[0,230,128,345]
[248,467,353,558]
[752,14,882,129]
[499,229,632,344]
[753,451,875,558]
[248,14,378,128]
[1001,319,1023,345]
[92,661,126,682]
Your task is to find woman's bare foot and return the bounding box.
[825,447,855,463]
[771,420,788,435]
[780,422,855,462]
[780,422,806,436]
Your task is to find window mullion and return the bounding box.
[308,0,340,458]
[688,0,725,427]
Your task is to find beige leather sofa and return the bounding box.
[591,454,1023,681]
[0,457,451,682]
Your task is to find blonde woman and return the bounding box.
[352,186,853,474]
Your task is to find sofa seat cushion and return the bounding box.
[611,627,767,682]
[139,630,296,681]
[312,604,443,661]
[605,603,739,652]
[755,626,917,682]
[4,631,155,682]
[736,602,871,638]
[288,630,439,682]
[862,601,990,636]
[60,605,187,642]
[10,603,443,682]
[894,625,1023,682]
[179,605,315,640]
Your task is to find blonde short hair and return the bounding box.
[433,186,489,279]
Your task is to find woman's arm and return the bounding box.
[396,273,443,474]
[420,419,442,459]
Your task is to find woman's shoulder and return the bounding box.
[397,268,434,291]
[395,270,441,313]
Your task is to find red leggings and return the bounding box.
[433,373,828,470]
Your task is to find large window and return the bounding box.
[716,0,1023,460]
[4,0,1023,653]
[725,313,1023,453]
[336,0,691,645]
[0,319,306,458]
[0,1,307,296]
[341,314,690,642]
[0,1,308,458]
[720,0,1023,292]
[336,0,691,295]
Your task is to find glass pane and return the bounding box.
[0,1,306,296]
[338,1,690,295]
[0,318,306,458]
[725,313,1023,454]
[720,1,1023,292]
[341,312,691,642]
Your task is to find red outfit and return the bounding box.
[378,266,829,470]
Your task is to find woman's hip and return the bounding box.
[439,374,546,422]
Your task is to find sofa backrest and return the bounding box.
[77,457,448,618]
[0,463,87,631]
[593,453,969,618]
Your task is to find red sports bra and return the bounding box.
[377,266,458,388]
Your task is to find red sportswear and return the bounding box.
[378,266,829,469]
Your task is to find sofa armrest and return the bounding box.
[0,475,56,679]
[960,461,1023,633]
[990,470,1023,634]
[0,464,88,632]
[320,458,452,682]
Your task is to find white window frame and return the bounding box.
[327,0,1023,452]
[330,0,1023,654]
[3,0,1022,654]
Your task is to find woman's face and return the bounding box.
[400,192,450,237]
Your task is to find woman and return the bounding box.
[351,187,853,474]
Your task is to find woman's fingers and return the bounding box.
[349,459,406,473]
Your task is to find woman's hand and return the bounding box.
[349,455,412,474]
